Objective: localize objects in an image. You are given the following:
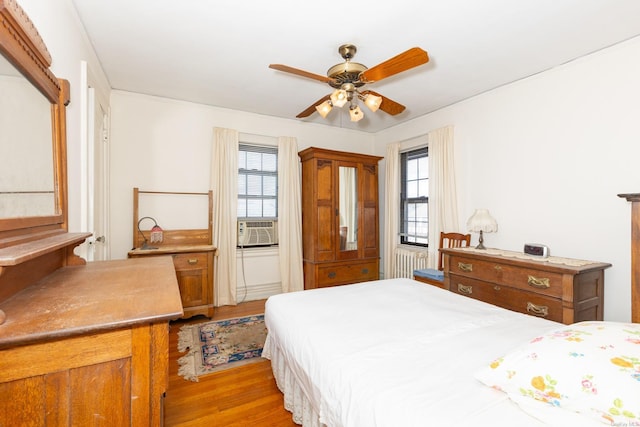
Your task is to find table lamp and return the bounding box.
[466,209,498,249]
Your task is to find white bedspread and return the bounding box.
[263,278,601,427]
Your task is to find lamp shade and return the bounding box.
[315,100,333,118]
[349,105,364,122]
[330,89,348,108]
[364,93,382,112]
[467,209,498,233]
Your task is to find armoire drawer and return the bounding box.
[316,261,379,287]
[449,274,563,322]
[448,255,564,298]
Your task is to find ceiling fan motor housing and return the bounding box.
[327,44,367,89]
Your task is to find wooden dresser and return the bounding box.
[442,247,611,324]
[299,147,382,289]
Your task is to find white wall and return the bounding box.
[376,36,640,322]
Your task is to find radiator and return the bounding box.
[394,246,428,278]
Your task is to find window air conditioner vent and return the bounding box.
[237,220,278,247]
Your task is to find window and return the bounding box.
[237,144,278,219]
[400,146,428,246]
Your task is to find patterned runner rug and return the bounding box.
[177,314,266,382]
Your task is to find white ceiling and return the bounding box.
[70,0,640,133]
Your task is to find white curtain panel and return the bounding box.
[383,142,401,278]
[427,125,459,268]
[277,137,304,293]
[211,127,239,306]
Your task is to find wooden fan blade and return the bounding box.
[296,94,331,118]
[269,64,332,84]
[359,47,429,83]
[361,90,406,116]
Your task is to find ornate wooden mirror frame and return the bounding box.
[0,0,69,242]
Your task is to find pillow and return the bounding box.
[475,321,640,425]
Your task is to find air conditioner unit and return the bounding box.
[237,220,278,247]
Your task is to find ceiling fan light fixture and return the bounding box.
[364,94,382,112]
[315,100,333,118]
[330,89,348,108]
[349,105,364,122]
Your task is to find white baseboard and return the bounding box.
[236,280,282,303]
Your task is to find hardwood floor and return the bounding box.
[164,300,298,426]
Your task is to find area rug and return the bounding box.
[177,314,267,382]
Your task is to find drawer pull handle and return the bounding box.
[494,285,501,291]
[362,268,369,274]
[328,272,336,279]
[188,259,198,265]
[457,284,473,295]
[527,275,550,289]
[458,262,473,272]
[526,302,549,317]
[494,265,502,271]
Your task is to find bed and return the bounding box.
[263,196,640,427]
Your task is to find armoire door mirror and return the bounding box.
[338,166,357,251]
[0,0,68,238]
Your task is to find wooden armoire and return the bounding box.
[299,147,382,289]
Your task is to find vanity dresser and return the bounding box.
[0,1,183,425]
[128,188,216,319]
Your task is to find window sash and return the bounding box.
[238,144,278,219]
[400,147,428,246]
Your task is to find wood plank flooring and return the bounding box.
[164,300,298,426]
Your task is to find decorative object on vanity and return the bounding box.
[413,232,470,288]
[270,44,429,122]
[299,147,382,289]
[177,314,266,382]
[129,188,216,319]
[466,209,498,249]
[524,243,549,258]
[442,247,611,324]
[137,216,164,249]
[0,2,183,424]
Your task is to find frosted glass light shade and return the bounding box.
[349,105,364,122]
[315,100,332,118]
[364,94,382,112]
[330,89,349,108]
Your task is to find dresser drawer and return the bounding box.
[448,255,563,298]
[316,261,378,287]
[172,252,208,270]
[449,274,563,322]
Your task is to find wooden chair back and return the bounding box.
[437,232,471,271]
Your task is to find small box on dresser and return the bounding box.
[442,248,611,324]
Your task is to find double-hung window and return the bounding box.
[400,146,428,246]
[237,144,278,219]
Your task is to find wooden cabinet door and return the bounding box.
[173,253,209,308]
[361,162,379,259]
[314,159,336,262]
[0,326,166,427]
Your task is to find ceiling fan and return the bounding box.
[269,44,429,122]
